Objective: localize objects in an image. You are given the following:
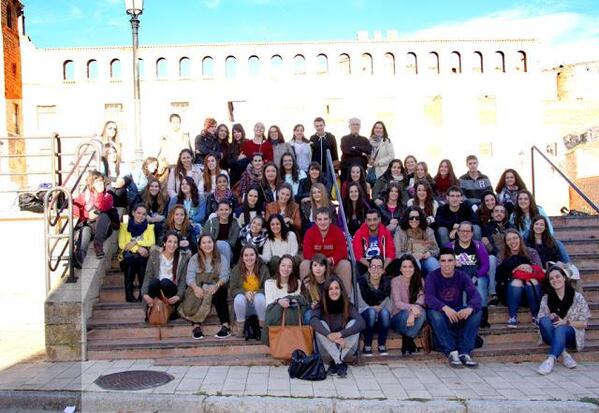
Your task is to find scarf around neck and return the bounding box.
[128,219,148,238]
[548,285,575,319]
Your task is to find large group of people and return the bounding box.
[73,115,590,376]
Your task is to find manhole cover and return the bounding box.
[94,370,174,391]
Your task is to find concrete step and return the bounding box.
[550,215,599,227]
[583,283,599,302]
[562,239,599,255]
[487,303,599,323]
[569,254,599,270]
[553,226,599,241]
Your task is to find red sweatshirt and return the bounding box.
[241,139,273,163]
[73,191,113,220]
[303,223,347,265]
[352,223,396,262]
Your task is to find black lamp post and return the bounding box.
[125,0,144,165]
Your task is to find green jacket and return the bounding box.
[141,246,191,300]
[229,262,270,298]
[201,217,240,249]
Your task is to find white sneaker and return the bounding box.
[537,356,555,375]
[561,351,577,369]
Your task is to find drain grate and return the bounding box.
[94,370,174,391]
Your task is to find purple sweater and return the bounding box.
[424,268,482,312]
[446,240,490,279]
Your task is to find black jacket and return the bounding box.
[434,203,474,230]
[194,132,221,163]
[309,132,338,174]
[340,134,371,171]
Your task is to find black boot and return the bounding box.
[480,307,490,328]
[124,268,135,303]
[401,335,411,355]
[136,271,145,302]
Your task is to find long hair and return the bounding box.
[382,159,404,181]
[268,124,285,143]
[276,254,299,292]
[165,203,191,235]
[176,176,200,207]
[141,178,168,214]
[512,190,540,231]
[216,124,230,146]
[236,245,263,280]
[400,205,428,231]
[369,120,389,141]
[279,152,300,182]
[162,230,181,282]
[502,229,530,260]
[304,253,331,302]
[230,123,246,157]
[404,155,417,174]
[261,162,281,188]
[292,124,309,143]
[100,120,119,146]
[276,182,297,209]
[174,148,194,183]
[86,170,105,192]
[197,233,221,274]
[267,213,289,241]
[385,181,402,204]
[346,164,369,196]
[343,182,368,221]
[321,276,350,324]
[543,265,572,298]
[242,187,264,225]
[478,190,498,225]
[102,142,121,177]
[496,168,527,193]
[202,153,222,193]
[142,156,159,178]
[527,215,557,250]
[412,180,435,217]
[397,254,423,304]
[310,182,331,221]
[434,159,459,185]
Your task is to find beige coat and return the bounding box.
[370,139,395,178]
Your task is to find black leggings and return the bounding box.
[212,285,230,325]
[147,278,178,299]
[122,254,148,286]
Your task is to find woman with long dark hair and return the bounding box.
[341,182,371,236]
[368,120,395,181]
[301,254,331,324]
[167,149,202,198]
[280,152,306,197]
[202,153,228,194]
[406,180,438,226]
[168,176,204,229]
[141,178,169,242]
[496,168,527,214]
[394,206,440,275]
[268,124,294,168]
[180,233,231,339]
[475,191,498,227]
[164,204,198,255]
[525,215,570,267]
[265,182,302,235]
[262,214,300,275]
[228,123,248,186]
[378,181,403,234]
[433,159,459,202]
[290,123,311,173]
[216,123,230,170]
[204,174,237,221]
[234,215,268,264]
[296,162,323,204]
[309,276,365,378]
[341,164,371,200]
[390,254,426,355]
[259,162,280,203]
[510,190,554,236]
[238,153,264,200]
[536,266,591,375]
[235,187,264,228]
[372,159,406,206]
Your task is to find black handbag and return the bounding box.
[288,349,326,381]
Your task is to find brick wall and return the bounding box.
[2,0,25,186]
[565,140,599,214]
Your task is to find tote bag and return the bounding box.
[268,307,313,360]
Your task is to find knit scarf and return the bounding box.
[370,136,383,157]
[214,187,233,203]
[239,224,268,248]
[128,219,148,238]
[548,285,575,319]
[246,163,262,183]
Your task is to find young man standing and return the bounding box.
[340,117,371,182]
[459,155,493,206]
[435,186,480,246]
[310,117,339,189]
[352,209,398,276]
[425,248,482,368]
[158,113,192,167]
[301,208,352,293]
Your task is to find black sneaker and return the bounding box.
[378,345,389,356]
[215,325,231,339]
[337,362,348,378]
[488,295,499,306]
[459,354,479,368]
[326,361,338,376]
[192,326,204,340]
[362,346,373,357]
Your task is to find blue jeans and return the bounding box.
[361,308,391,347]
[488,255,497,296]
[538,316,577,358]
[427,308,482,356]
[506,279,542,319]
[421,257,440,275]
[390,310,427,338]
[303,308,313,325]
[556,240,570,263]
[471,276,489,307]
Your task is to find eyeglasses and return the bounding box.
[458,229,472,233]
[370,264,383,269]
[408,216,420,221]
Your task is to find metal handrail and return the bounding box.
[325,149,360,363]
[43,187,74,295]
[531,145,599,214]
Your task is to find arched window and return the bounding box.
[494,51,505,73]
[271,54,283,76]
[179,57,190,78]
[293,54,306,75]
[248,55,260,77]
[428,52,439,74]
[360,53,373,75]
[225,56,237,78]
[316,54,328,75]
[338,53,350,75]
[473,51,483,73]
[516,51,527,72]
[156,58,168,79]
[63,60,75,81]
[86,59,97,80]
[202,56,214,77]
[405,52,417,74]
[450,51,462,74]
[110,58,121,79]
[383,52,395,75]
[138,58,145,78]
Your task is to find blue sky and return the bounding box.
[24,0,599,62]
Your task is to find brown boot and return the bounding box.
[233,322,243,338]
[93,240,105,259]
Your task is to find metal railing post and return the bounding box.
[530,146,535,199]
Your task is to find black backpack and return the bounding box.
[243,315,261,341]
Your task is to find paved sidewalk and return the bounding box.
[1,359,599,401]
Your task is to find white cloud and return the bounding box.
[402,8,599,66]
[202,0,222,8]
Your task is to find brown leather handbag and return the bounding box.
[420,323,433,354]
[268,307,314,360]
[147,292,173,326]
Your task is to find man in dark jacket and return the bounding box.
[434,186,480,246]
[459,155,493,206]
[340,117,371,182]
[310,117,339,189]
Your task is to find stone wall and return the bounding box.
[564,139,599,213]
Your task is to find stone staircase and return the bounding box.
[85,215,599,366]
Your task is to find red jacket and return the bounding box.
[352,223,396,262]
[73,191,113,220]
[241,139,273,163]
[303,223,347,265]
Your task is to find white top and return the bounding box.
[167,164,203,198]
[265,278,302,306]
[290,140,312,172]
[406,198,439,225]
[261,232,299,262]
[284,170,307,196]
[159,254,174,281]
